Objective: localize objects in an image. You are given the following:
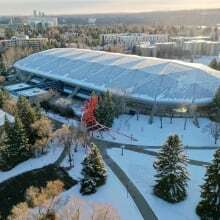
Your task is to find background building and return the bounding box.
[27,10,58,29]
[183,40,220,56]
[0,35,48,51]
[100,33,169,50]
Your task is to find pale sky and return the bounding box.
[0,0,220,15]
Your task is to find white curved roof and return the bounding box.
[14,48,220,105]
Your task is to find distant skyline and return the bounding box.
[1,0,220,15]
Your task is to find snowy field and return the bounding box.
[185,149,216,162]
[150,148,216,163]
[46,112,79,127]
[0,145,62,183]
[108,148,206,220]
[99,114,218,147]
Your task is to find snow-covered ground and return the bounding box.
[0,145,62,183]
[185,149,215,162]
[0,144,142,220]
[46,112,79,127]
[108,148,206,220]
[61,147,143,220]
[150,148,216,163]
[98,114,218,147]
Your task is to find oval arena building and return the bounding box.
[13,48,220,115]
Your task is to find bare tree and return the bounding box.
[207,122,220,144]
[31,117,53,155]
[54,125,77,167]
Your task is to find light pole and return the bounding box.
[121,145,125,156]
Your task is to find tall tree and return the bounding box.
[209,58,218,70]
[0,89,10,108]
[153,134,189,203]
[54,125,76,167]
[17,97,40,146]
[96,91,116,127]
[0,54,6,76]
[80,143,107,195]
[196,148,220,219]
[31,117,53,154]
[1,116,29,169]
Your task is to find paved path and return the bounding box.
[94,138,211,167]
[98,145,158,220]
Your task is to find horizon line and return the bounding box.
[1,7,220,17]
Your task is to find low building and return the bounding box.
[100,33,169,50]
[183,40,220,56]
[5,83,33,93]
[170,36,211,48]
[137,42,176,58]
[16,87,48,103]
[0,35,48,52]
[136,43,157,57]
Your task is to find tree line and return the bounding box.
[0,94,53,170]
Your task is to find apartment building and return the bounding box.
[0,35,48,52]
[100,33,169,50]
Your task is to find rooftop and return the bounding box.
[17,88,48,97]
[14,48,220,105]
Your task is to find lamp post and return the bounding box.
[121,145,125,156]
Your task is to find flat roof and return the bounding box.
[14,48,220,105]
[5,83,31,92]
[17,87,47,97]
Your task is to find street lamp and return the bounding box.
[121,145,125,156]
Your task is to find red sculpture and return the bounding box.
[82,96,98,127]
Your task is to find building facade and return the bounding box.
[0,35,48,52]
[100,33,169,50]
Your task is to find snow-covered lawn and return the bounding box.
[108,148,206,220]
[151,148,216,163]
[46,112,79,127]
[60,147,143,220]
[98,114,217,147]
[0,145,62,183]
[185,149,216,162]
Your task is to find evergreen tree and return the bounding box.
[1,116,29,169]
[209,58,218,70]
[153,134,189,203]
[0,54,6,76]
[17,97,40,146]
[96,91,116,127]
[217,62,220,71]
[80,143,107,195]
[0,89,9,108]
[196,148,220,219]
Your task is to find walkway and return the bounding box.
[94,138,211,167]
[98,145,158,220]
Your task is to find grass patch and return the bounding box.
[0,165,77,219]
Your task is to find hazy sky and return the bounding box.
[1,0,220,15]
